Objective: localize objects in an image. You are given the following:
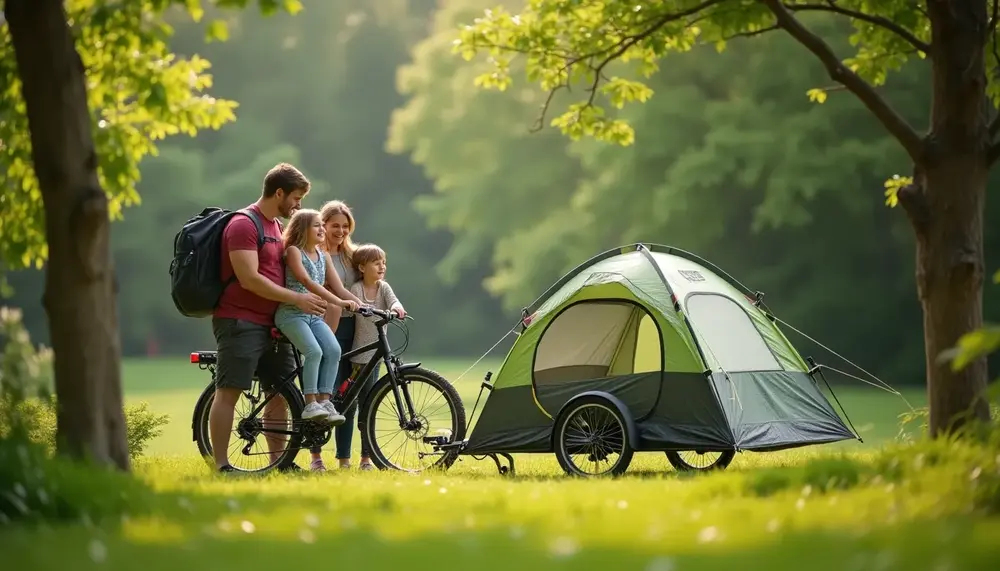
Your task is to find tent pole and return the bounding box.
[807,356,863,443]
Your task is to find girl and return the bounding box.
[346,243,406,470]
[275,209,361,427]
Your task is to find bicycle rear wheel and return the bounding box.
[193,378,305,473]
[359,366,466,472]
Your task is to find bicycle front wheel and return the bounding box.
[359,366,466,472]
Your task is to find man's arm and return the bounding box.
[229,250,300,304]
[224,216,299,304]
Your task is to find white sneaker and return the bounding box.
[301,401,328,421]
[321,400,346,426]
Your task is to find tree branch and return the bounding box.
[530,0,724,132]
[761,0,925,163]
[783,1,931,55]
[723,24,781,41]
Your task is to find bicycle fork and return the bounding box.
[386,360,421,431]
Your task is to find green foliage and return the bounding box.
[883,174,912,207]
[452,1,935,146]
[0,0,305,270]
[1,397,169,461]
[389,0,937,379]
[388,0,1000,385]
[0,305,168,459]
[0,306,53,437]
[0,304,157,528]
[6,0,506,359]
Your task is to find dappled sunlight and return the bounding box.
[3,485,999,571]
[120,517,188,545]
[4,409,1000,569]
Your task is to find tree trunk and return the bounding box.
[917,163,990,437]
[5,0,130,470]
[912,0,992,437]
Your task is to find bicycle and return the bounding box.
[188,306,467,473]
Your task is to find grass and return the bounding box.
[4,357,999,570]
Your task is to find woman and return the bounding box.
[316,200,377,471]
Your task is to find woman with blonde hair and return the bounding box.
[313,200,373,469]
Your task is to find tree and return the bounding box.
[0,0,301,470]
[453,0,996,437]
[390,0,976,389]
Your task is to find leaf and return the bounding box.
[283,0,304,15]
[0,0,311,269]
[946,326,1000,371]
[185,0,204,22]
[205,19,229,42]
[806,88,827,104]
[883,175,913,208]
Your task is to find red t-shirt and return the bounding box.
[213,204,286,327]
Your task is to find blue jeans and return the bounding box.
[337,361,380,459]
[275,311,341,395]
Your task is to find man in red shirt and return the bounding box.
[209,162,327,473]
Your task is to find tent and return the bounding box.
[464,243,856,457]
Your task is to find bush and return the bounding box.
[124,401,170,459]
[0,306,163,528]
[0,396,169,461]
[0,305,169,460]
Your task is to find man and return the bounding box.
[209,162,327,472]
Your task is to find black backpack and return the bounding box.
[169,207,277,318]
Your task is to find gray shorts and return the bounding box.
[212,317,297,391]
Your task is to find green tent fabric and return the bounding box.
[465,243,855,455]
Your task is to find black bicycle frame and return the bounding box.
[239,311,417,436]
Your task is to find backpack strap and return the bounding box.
[223,208,278,288]
[237,207,270,250]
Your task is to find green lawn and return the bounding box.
[6,358,999,570]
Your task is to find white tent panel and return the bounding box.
[685,293,782,372]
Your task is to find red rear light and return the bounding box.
[190,352,200,363]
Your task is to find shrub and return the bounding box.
[124,401,170,459]
[0,306,162,528]
[0,305,169,460]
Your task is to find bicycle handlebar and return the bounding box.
[355,305,412,322]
